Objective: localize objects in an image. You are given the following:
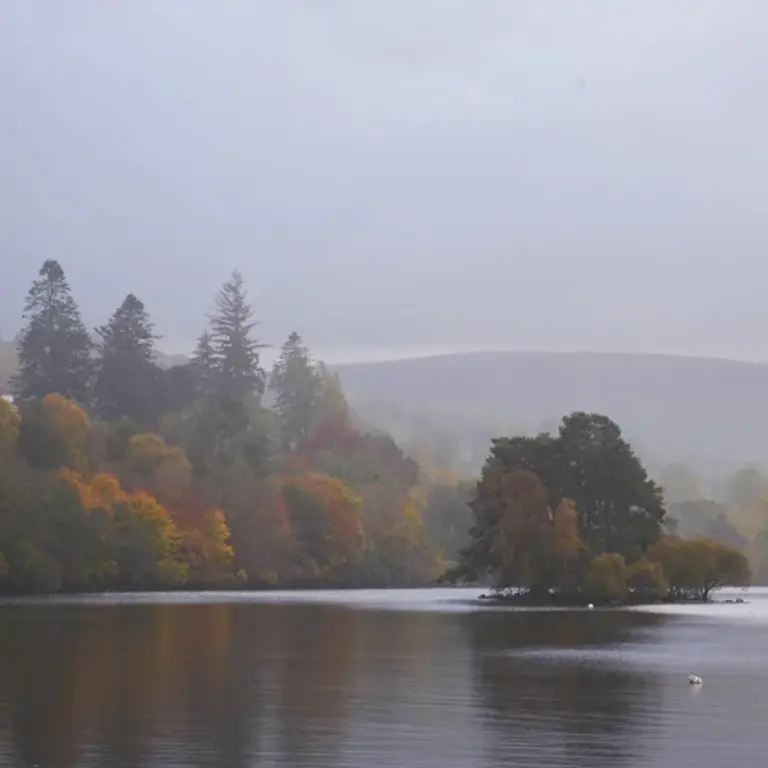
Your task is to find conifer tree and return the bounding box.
[209,271,266,399]
[94,294,164,425]
[12,260,93,403]
[270,332,323,450]
[190,329,218,397]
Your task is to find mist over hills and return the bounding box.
[333,351,768,475]
[3,337,767,476]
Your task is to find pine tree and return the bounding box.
[209,271,266,399]
[12,259,94,403]
[94,294,165,425]
[190,330,218,397]
[270,332,323,450]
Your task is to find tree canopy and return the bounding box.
[12,260,94,404]
[446,412,749,602]
[0,261,759,598]
[0,261,458,594]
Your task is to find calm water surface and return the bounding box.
[1,588,767,767]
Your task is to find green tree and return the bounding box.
[209,271,266,399]
[489,413,665,561]
[12,260,93,403]
[270,331,323,450]
[557,413,665,559]
[190,330,217,397]
[94,294,166,425]
[185,393,277,486]
[0,459,110,593]
[583,553,628,602]
[164,362,201,413]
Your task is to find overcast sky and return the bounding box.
[2,1,768,362]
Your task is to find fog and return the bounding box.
[2,1,768,361]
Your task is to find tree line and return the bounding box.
[656,460,768,584]
[444,412,750,602]
[0,261,754,599]
[1,260,469,593]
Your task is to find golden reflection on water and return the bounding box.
[1,594,767,767]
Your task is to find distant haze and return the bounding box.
[3,1,768,361]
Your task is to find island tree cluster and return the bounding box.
[0,261,456,593]
[445,414,750,602]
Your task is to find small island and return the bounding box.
[441,412,750,605]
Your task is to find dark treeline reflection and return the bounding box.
[0,602,468,767]
[0,600,670,768]
[0,603,357,767]
[467,610,666,768]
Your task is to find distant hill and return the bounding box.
[334,351,768,473]
[4,342,767,473]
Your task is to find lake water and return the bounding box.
[1,588,767,767]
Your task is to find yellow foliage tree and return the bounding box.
[646,535,750,600]
[112,491,187,587]
[179,508,234,585]
[0,398,20,449]
[549,498,586,590]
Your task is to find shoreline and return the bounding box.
[477,591,748,607]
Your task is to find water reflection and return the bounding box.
[0,601,481,767]
[467,610,666,768]
[0,594,766,767]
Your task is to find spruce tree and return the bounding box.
[270,331,322,450]
[209,270,266,399]
[13,259,93,403]
[94,294,165,425]
[190,329,218,397]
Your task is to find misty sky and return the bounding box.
[3,1,768,362]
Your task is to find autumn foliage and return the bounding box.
[446,414,751,603]
[0,263,452,593]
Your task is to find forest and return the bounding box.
[0,261,470,593]
[0,260,761,598]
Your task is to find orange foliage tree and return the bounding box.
[18,394,93,470]
[281,472,364,580]
[59,469,187,588]
[172,483,234,585]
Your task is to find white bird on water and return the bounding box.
[688,675,703,685]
